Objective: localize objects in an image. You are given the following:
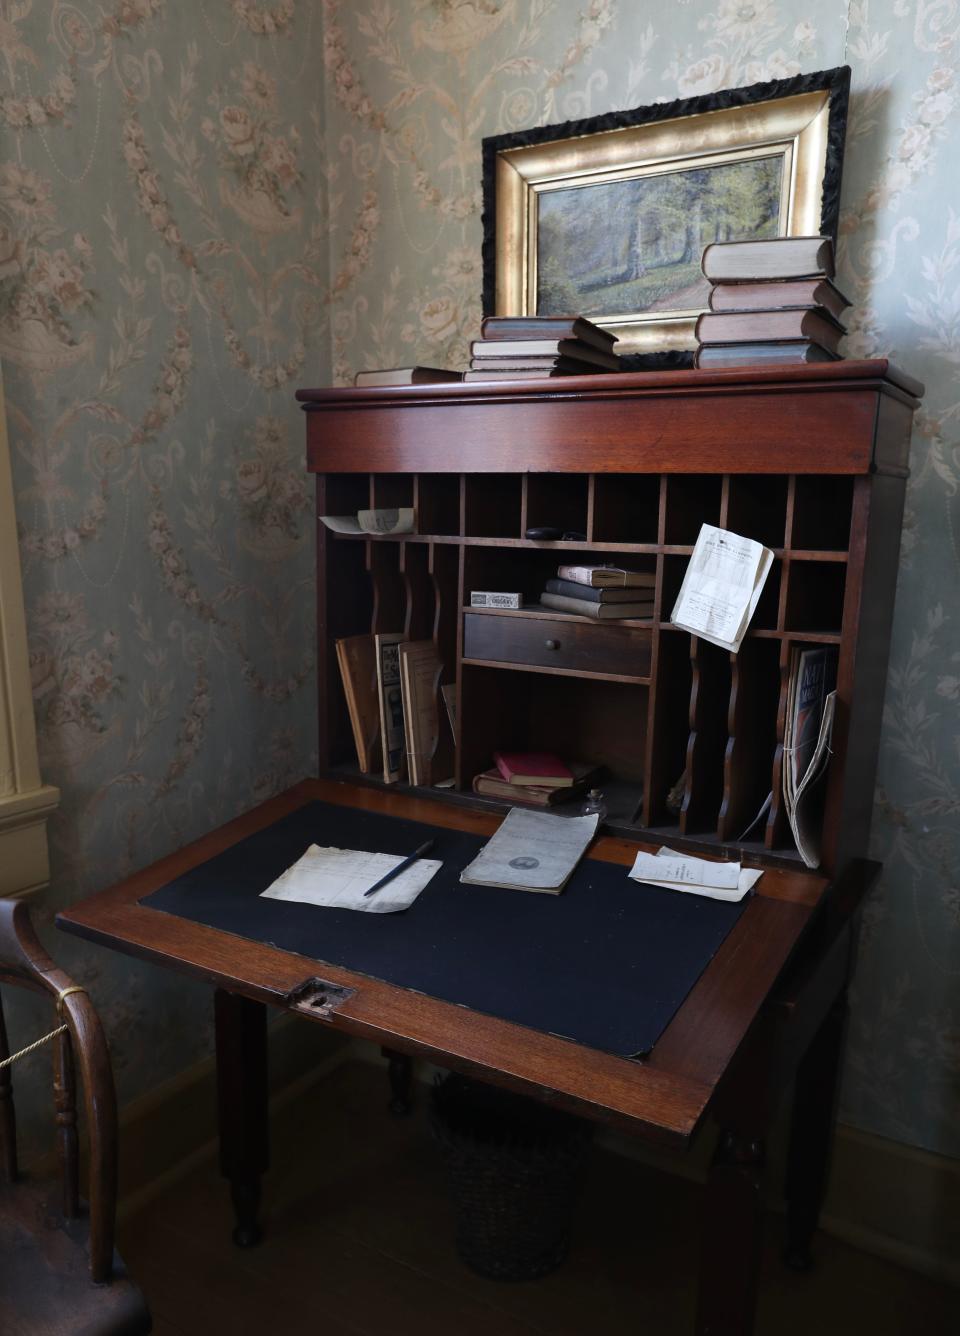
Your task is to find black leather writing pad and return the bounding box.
[141,801,749,1057]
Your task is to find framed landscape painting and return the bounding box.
[482,68,849,362]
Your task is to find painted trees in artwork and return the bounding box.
[537,156,781,316]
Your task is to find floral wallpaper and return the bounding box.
[315,0,960,1161]
[2,1,958,1165]
[0,0,327,1147]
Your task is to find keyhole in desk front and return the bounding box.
[545,638,561,650]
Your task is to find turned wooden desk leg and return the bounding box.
[215,989,269,1248]
[696,1130,766,1336]
[381,1046,413,1115]
[783,993,847,1271]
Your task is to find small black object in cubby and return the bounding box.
[524,473,589,540]
[430,1071,593,1281]
[791,476,855,550]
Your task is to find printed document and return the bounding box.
[670,525,773,652]
[460,807,599,894]
[261,844,441,914]
[629,847,762,902]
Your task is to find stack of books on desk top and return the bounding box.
[463,316,621,382]
[694,236,850,369]
[539,564,656,620]
[473,751,602,808]
[354,366,462,386]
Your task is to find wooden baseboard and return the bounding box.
[819,1123,960,1288]
[348,1040,959,1288]
[111,1031,959,1289]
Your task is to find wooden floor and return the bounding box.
[121,1062,957,1336]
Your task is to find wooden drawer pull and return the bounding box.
[544,638,561,650]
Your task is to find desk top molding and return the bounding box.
[298,361,920,477]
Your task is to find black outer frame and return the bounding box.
[480,66,851,371]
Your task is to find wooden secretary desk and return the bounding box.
[58,361,921,1336]
[301,359,919,873]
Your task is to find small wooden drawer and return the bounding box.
[463,610,652,681]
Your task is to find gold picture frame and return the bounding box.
[482,69,849,361]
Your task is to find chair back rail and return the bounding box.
[0,899,118,1283]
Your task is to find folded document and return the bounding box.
[261,844,441,914]
[629,847,762,902]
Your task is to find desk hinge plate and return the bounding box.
[284,976,356,1020]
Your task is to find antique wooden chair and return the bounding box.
[0,898,151,1335]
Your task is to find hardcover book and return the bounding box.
[468,355,612,374]
[463,367,605,381]
[708,278,850,320]
[540,592,654,619]
[694,342,837,368]
[398,640,444,787]
[492,751,574,787]
[472,761,601,807]
[544,577,649,604]
[701,236,834,283]
[556,564,656,589]
[479,315,617,352]
[695,308,844,355]
[469,339,620,370]
[354,366,462,386]
[335,634,380,774]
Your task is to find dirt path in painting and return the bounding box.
[645,277,711,312]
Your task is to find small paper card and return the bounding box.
[260,844,441,914]
[629,847,762,903]
[670,524,773,653]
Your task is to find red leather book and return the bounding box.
[493,751,574,788]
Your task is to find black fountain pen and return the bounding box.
[363,838,436,898]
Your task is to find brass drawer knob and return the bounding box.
[544,638,561,650]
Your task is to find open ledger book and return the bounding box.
[783,647,838,868]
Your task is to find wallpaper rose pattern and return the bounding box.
[0,0,327,1130]
[2,2,958,1162]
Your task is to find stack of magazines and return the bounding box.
[783,646,838,867]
